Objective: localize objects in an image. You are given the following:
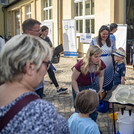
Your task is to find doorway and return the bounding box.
[126,0,134,64]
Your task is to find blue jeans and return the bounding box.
[72,85,98,122]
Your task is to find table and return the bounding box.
[103,85,134,134]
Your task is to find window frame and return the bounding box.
[74,0,95,36]
[15,9,20,35]
[43,0,52,21]
[25,4,31,19]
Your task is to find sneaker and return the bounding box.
[50,81,53,84]
[57,88,68,95]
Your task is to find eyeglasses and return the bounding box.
[30,29,41,33]
[42,61,51,70]
[44,30,48,33]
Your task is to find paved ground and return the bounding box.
[43,55,134,134]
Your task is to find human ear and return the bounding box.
[25,62,35,76]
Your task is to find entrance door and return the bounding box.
[126,0,134,64]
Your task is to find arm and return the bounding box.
[47,37,55,52]
[111,35,116,52]
[112,41,116,53]
[72,68,81,94]
[49,39,53,49]
[98,69,104,98]
[121,76,125,85]
[46,36,53,48]
[120,64,126,85]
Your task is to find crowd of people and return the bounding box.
[0,19,127,134]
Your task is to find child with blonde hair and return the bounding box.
[113,48,126,85]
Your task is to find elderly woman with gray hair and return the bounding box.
[0,34,69,134]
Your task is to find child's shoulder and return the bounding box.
[120,62,126,67]
[68,113,78,120]
[116,62,125,67]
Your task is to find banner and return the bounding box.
[41,21,53,43]
[62,19,77,57]
[114,24,127,51]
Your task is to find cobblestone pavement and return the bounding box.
[43,56,134,134]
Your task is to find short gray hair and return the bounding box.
[0,34,52,84]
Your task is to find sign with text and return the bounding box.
[80,33,92,43]
[63,19,77,57]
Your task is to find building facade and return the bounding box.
[0,0,133,61]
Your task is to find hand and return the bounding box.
[75,90,79,95]
[98,89,103,99]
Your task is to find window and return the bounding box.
[85,0,94,15]
[43,0,52,20]
[76,20,83,33]
[15,9,20,35]
[75,2,83,16]
[74,0,95,34]
[85,19,94,33]
[26,4,31,19]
